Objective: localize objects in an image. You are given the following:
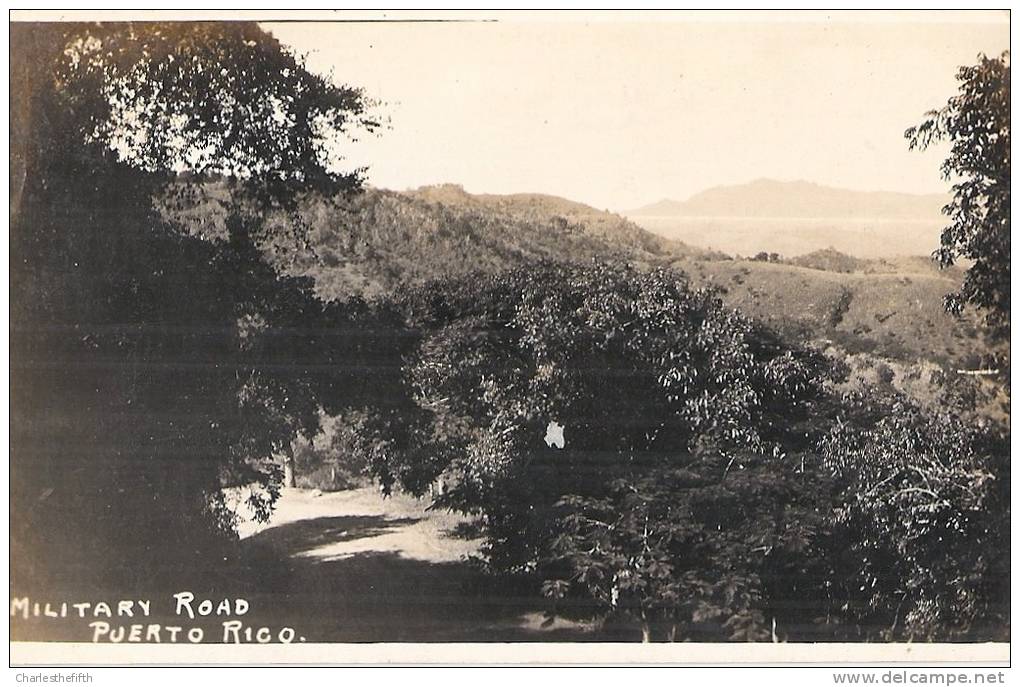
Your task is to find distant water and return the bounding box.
[630,215,945,259]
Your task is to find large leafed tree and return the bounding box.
[10,22,380,590]
[906,52,1010,339]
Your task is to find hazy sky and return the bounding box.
[266,12,1009,211]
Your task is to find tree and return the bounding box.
[376,261,837,639]
[544,450,834,642]
[10,21,380,590]
[906,52,1010,337]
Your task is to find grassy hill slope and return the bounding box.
[680,257,985,367]
[162,181,721,300]
[160,182,992,371]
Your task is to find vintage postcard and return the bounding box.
[8,10,1011,667]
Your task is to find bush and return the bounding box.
[818,394,1009,640]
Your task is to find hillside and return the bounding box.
[629,178,948,220]
[684,255,1005,420]
[161,181,721,301]
[305,189,990,369]
[678,257,983,366]
[783,248,964,277]
[159,181,994,370]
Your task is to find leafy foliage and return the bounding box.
[356,259,1009,642]
[373,261,840,639]
[818,394,1009,640]
[544,452,833,641]
[10,22,379,589]
[906,52,1010,337]
[55,22,378,209]
[291,408,396,491]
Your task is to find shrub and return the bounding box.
[818,395,1008,640]
[828,287,854,328]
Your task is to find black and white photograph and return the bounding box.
[8,9,1011,667]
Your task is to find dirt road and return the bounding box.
[231,487,592,643]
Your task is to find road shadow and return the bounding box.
[236,514,599,642]
[247,514,422,559]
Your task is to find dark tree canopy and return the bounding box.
[10,21,383,590]
[906,52,1010,336]
[33,23,376,196]
[368,261,845,640]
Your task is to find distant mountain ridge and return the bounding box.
[628,179,948,220]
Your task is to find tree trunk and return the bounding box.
[283,447,295,488]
